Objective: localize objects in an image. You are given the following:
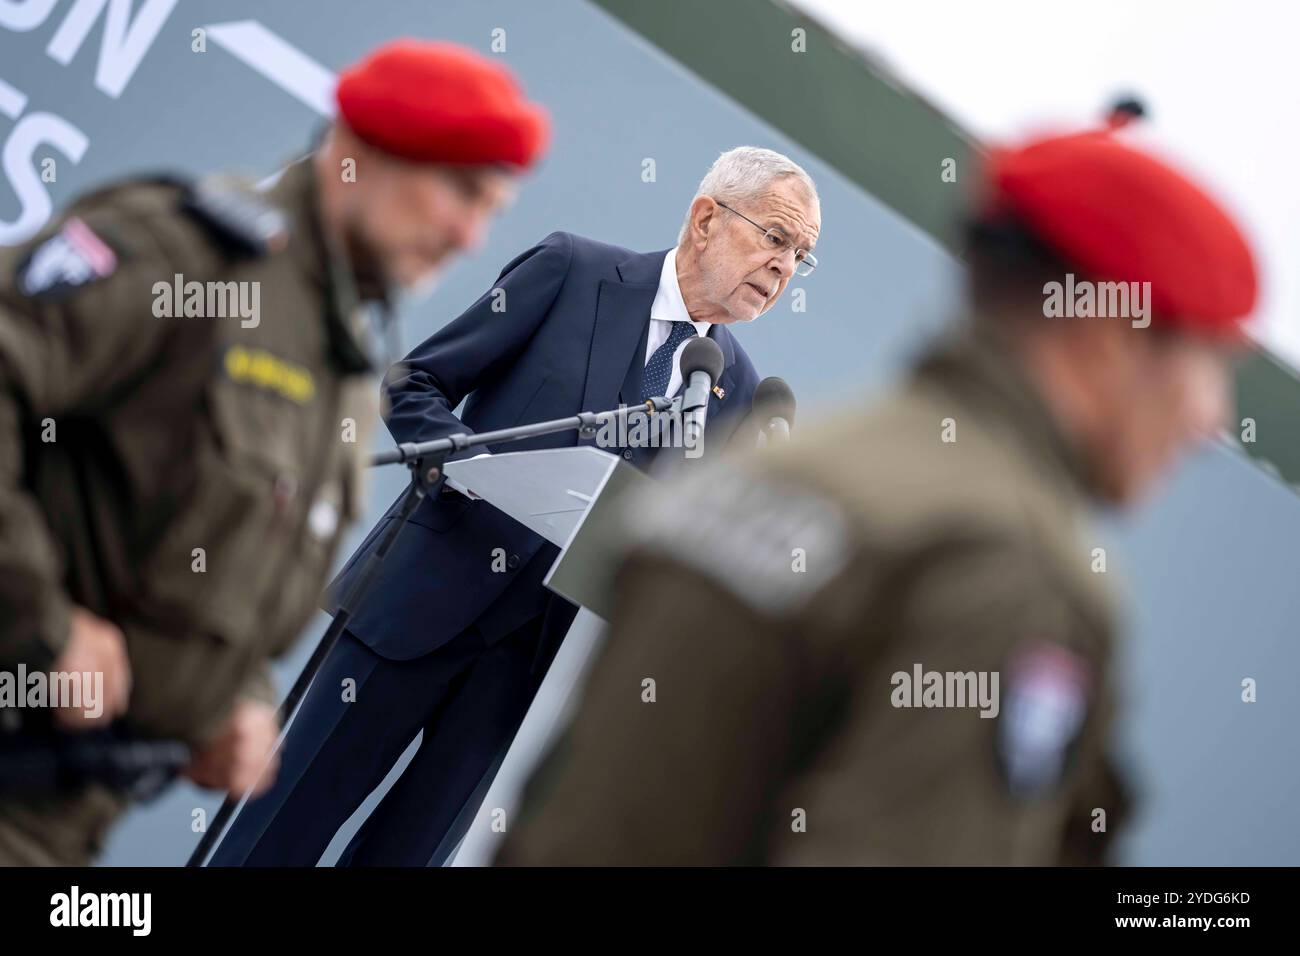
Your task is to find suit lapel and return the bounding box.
[704,322,738,421]
[580,250,666,433]
[618,321,651,406]
[579,250,743,453]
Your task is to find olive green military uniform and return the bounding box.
[0,159,376,864]
[500,326,1131,866]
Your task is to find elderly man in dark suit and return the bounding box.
[211,146,821,866]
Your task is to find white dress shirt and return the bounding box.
[449,248,709,499]
[646,247,711,398]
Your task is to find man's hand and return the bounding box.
[51,607,132,730]
[184,699,280,797]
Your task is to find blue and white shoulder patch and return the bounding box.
[17,217,119,299]
[997,642,1093,798]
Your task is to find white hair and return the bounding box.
[679,146,818,244]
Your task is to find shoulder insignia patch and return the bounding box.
[16,217,118,298]
[181,178,289,257]
[997,642,1093,798]
[622,460,850,615]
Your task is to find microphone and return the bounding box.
[754,376,796,446]
[679,336,725,453]
[726,376,797,451]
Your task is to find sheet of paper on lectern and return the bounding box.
[443,446,621,547]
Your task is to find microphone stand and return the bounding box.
[185,397,673,866]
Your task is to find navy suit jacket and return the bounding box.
[327,232,761,660]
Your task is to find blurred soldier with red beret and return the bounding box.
[498,108,1258,865]
[0,39,546,865]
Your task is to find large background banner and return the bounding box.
[2,0,1296,865]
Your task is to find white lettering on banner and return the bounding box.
[0,0,60,33]
[205,20,337,117]
[0,0,177,241]
[47,0,178,98]
[0,13,328,244]
[0,108,88,242]
[0,0,179,98]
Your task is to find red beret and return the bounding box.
[336,40,549,169]
[986,130,1258,339]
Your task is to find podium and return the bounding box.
[437,447,650,865]
[190,444,663,867]
[443,445,651,619]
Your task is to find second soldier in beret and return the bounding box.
[498,116,1258,865]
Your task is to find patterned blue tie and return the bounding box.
[641,321,698,401]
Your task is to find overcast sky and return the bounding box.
[796,0,1298,366]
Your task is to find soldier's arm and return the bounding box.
[381,231,574,447]
[881,533,1121,865]
[236,662,278,710]
[0,206,211,665]
[1056,739,1134,865]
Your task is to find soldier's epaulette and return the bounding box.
[179,177,290,258]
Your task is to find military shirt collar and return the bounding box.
[914,322,1098,501]
[269,158,381,374]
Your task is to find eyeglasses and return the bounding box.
[715,201,818,277]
